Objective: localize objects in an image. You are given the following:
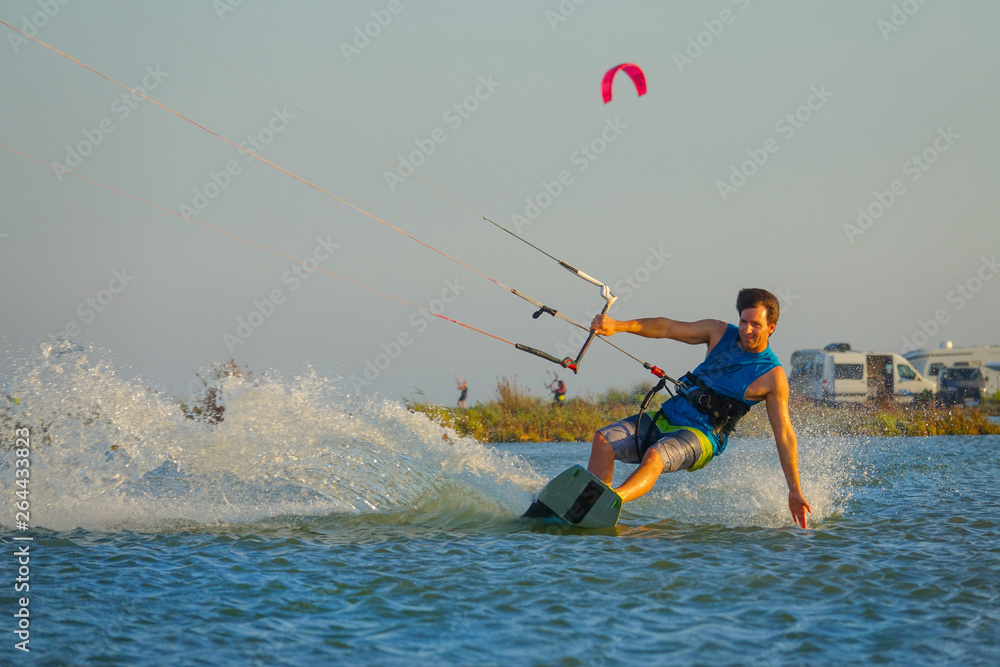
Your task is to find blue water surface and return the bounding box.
[2,435,997,666]
[1,354,997,665]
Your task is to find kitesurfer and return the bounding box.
[549,378,566,407]
[587,288,812,528]
[457,379,468,408]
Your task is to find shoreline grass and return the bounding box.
[409,377,1000,443]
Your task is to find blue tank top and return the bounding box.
[661,323,781,455]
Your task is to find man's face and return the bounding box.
[738,305,774,352]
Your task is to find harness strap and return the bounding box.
[635,409,664,459]
[677,373,750,437]
[632,377,670,454]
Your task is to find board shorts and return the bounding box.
[597,411,714,473]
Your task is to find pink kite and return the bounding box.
[601,63,647,104]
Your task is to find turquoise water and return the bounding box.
[2,348,998,665]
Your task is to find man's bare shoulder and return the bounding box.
[695,319,730,348]
[697,318,730,332]
[747,365,788,402]
[661,318,728,346]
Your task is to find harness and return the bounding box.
[632,377,672,454]
[629,371,748,454]
[677,372,750,437]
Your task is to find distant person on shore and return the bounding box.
[457,378,468,408]
[587,288,812,529]
[549,378,566,407]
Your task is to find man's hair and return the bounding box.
[736,288,780,327]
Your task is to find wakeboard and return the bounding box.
[522,465,622,528]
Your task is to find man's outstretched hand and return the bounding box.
[789,491,812,529]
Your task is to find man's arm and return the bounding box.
[591,315,728,348]
[762,367,812,529]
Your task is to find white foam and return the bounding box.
[0,342,539,532]
[625,435,855,528]
[2,341,853,533]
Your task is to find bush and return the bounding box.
[409,376,1000,442]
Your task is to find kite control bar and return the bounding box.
[515,274,618,375]
[557,261,608,291]
[570,283,617,372]
[515,343,579,373]
[476,215,630,374]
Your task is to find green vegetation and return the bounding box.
[737,397,1000,438]
[408,377,1000,442]
[978,392,1000,416]
[407,377,656,443]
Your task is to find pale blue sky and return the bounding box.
[2,1,999,404]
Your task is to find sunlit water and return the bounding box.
[1,344,997,665]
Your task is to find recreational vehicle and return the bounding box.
[791,349,935,404]
[904,342,1000,395]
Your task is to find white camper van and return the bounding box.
[904,342,1000,395]
[808,352,935,404]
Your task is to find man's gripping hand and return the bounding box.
[591,313,618,336]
